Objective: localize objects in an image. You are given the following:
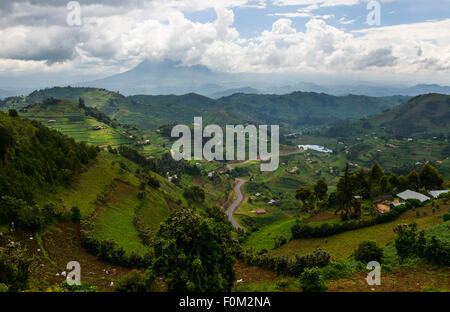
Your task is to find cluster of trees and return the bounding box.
[394,223,449,266]
[0,112,98,203]
[183,186,205,203]
[295,178,328,211]
[241,248,330,277]
[297,162,444,221]
[78,98,117,128]
[152,208,238,292]
[0,243,31,292]
[291,199,422,239]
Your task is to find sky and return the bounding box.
[0,0,449,88]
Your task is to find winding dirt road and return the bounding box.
[224,150,303,230]
[226,178,245,230]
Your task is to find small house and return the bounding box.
[255,209,266,215]
[429,190,449,199]
[397,190,430,203]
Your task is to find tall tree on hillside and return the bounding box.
[296,186,314,210]
[388,174,399,191]
[0,125,14,166]
[407,170,420,190]
[78,97,85,109]
[419,164,443,190]
[314,179,328,202]
[152,208,236,292]
[336,164,355,219]
[368,162,385,197]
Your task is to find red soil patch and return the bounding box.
[1,223,132,292]
[234,261,277,286]
[307,211,338,223]
[328,265,450,292]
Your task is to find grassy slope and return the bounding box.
[267,201,449,259]
[37,151,187,254]
[21,99,131,147]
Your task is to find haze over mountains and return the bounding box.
[74,59,450,98]
[1,59,449,99]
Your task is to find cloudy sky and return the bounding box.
[0,0,449,87]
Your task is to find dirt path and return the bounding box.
[223,150,303,230]
[227,178,245,230]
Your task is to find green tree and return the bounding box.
[314,179,328,201]
[152,209,236,292]
[379,176,391,193]
[397,175,409,191]
[296,186,314,210]
[353,241,383,263]
[394,223,418,261]
[0,243,31,291]
[407,170,420,190]
[183,186,205,203]
[8,109,19,118]
[335,164,355,219]
[388,174,399,190]
[115,270,155,292]
[418,164,443,190]
[299,267,328,292]
[0,126,14,166]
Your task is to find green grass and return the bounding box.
[241,218,299,252]
[268,203,449,260]
[92,182,148,255]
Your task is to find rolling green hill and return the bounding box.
[20,98,132,147]
[326,93,450,139]
[2,87,409,132]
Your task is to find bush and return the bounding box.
[115,270,155,292]
[241,248,330,277]
[320,260,353,280]
[443,213,450,222]
[60,281,97,292]
[70,207,81,223]
[353,241,383,263]
[0,243,32,291]
[274,236,287,249]
[299,267,328,292]
[394,223,418,261]
[147,176,160,189]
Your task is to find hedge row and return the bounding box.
[80,199,152,269]
[241,248,330,277]
[292,199,422,239]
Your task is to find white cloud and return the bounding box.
[0,0,448,82]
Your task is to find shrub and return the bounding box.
[353,241,383,263]
[274,236,287,249]
[443,214,450,222]
[299,267,328,292]
[60,281,97,292]
[115,270,155,292]
[70,207,82,223]
[320,260,352,280]
[147,176,160,189]
[0,243,32,291]
[394,223,418,261]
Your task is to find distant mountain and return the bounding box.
[326,93,450,138]
[210,87,260,99]
[75,59,450,97]
[78,59,238,96]
[217,92,409,129]
[3,87,411,131]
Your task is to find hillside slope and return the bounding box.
[20,98,132,147]
[2,87,409,131]
[327,93,450,138]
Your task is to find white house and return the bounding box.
[397,190,430,203]
[429,190,449,199]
